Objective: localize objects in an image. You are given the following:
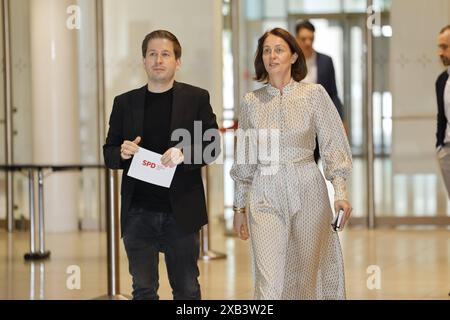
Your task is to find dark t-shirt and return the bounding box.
[131,87,173,212]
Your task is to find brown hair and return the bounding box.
[440,25,450,34]
[295,20,315,35]
[254,28,307,83]
[142,30,182,59]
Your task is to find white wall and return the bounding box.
[103,0,223,113]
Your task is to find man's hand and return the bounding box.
[161,147,184,168]
[120,136,141,160]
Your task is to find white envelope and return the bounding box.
[127,147,176,188]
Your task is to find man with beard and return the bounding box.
[436,25,450,200]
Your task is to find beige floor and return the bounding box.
[0,224,450,300]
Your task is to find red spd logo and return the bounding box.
[142,160,164,171]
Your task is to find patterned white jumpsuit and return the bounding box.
[230,79,352,300]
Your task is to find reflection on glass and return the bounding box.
[29,262,45,300]
[288,0,341,14]
[264,0,286,18]
[351,26,363,154]
[372,0,450,223]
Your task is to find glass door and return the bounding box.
[290,3,450,227]
[288,13,369,226]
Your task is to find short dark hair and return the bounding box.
[254,28,307,83]
[142,30,182,59]
[295,20,315,35]
[440,25,450,34]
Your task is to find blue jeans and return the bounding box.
[123,205,201,300]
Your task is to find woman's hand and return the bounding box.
[334,200,353,230]
[233,212,249,240]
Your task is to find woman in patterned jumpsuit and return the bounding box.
[230,28,353,300]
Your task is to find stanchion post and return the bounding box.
[24,169,50,261]
[199,166,226,261]
[37,169,50,258]
[94,168,129,300]
[28,170,36,255]
[107,168,120,295]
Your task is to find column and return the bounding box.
[30,0,80,232]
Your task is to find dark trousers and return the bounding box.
[123,205,201,300]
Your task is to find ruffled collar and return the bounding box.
[266,78,296,96]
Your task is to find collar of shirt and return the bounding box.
[266,78,296,96]
[306,51,317,65]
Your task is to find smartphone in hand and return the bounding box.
[331,209,344,232]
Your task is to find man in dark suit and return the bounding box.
[103,30,220,300]
[436,25,450,199]
[295,20,344,162]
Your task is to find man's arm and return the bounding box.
[179,90,221,171]
[328,59,344,119]
[103,97,126,169]
[436,77,447,149]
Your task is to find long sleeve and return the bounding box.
[230,94,257,208]
[180,90,221,171]
[314,85,352,201]
[328,60,344,119]
[103,96,126,170]
[436,74,447,148]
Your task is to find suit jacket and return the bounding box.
[436,70,449,148]
[103,81,220,236]
[314,52,344,163]
[316,52,343,119]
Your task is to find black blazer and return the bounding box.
[314,52,344,163]
[103,81,220,236]
[317,52,343,118]
[436,70,449,148]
